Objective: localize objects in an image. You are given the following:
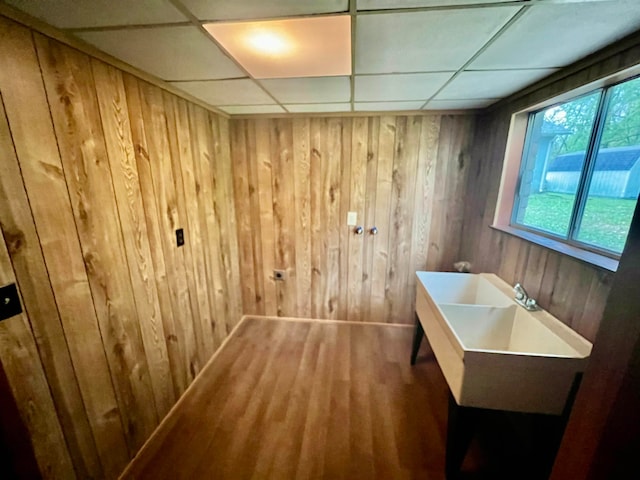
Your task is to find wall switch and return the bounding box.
[347,211,357,226]
[176,228,184,247]
[0,283,22,321]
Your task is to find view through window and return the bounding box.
[513,75,640,256]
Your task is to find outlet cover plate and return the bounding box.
[0,283,22,321]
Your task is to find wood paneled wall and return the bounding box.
[230,115,476,324]
[457,36,640,342]
[0,15,241,479]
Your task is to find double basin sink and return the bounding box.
[416,272,592,415]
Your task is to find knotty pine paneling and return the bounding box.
[0,15,241,479]
[230,115,476,324]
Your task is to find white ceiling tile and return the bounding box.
[355,101,425,111]
[355,7,519,73]
[171,79,275,105]
[355,73,452,102]
[220,105,285,114]
[424,98,499,110]
[180,0,348,20]
[285,103,352,113]
[260,77,350,104]
[358,0,517,9]
[205,16,351,79]
[76,26,243,81]
[434,69,558,100]
[5,0,186,29]
[470,2,640,69]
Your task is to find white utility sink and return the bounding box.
[415,272,592,415]
[418,272,514,307]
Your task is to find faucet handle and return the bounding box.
[525,298,538,311]
[513,283,527,300]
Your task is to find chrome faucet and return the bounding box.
[514,283,538,311]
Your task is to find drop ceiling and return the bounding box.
[4,0,640,115]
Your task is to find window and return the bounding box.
[512,75,640,257]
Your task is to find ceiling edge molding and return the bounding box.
[229,108,481,119]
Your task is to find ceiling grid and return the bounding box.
[4,0,640,115]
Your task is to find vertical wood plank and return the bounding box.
[171,95,217,355]
[439,116,475,270]
[137,80,200,383]
[231,120,257,314]
[576,271,612,343]
[208,112,235,334]
[215,115,244,328]
[369,117,396,324]
[408,116,441,313]
[270,119,298,317]
[164,92,212,364]
[246,120,267,315]
[0,235,75,479]
[163,94,207,363]
[347,117,368,321]
[255,119,278,316]
[123,74,187,398]
[186,103,225,348]
[293,118,312,318]
[36,35,158,453]
[385,116,421,324]
[497,235,523,285]
[327,118,346,319]
[360,118,380,322]
[92,60,175,420]
[309,119,324,319]
[338,118,352,320]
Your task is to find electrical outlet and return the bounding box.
[273,269,286,281]
[176,228,184,247]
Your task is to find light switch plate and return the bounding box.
[347,211,357,226]
[0,283,22,321]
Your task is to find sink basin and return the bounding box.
[439,304,582,357]
[416,271,513,307]
[415,272,592,415]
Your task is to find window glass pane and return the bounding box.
[514,92,601,237]
[576,76,640,254]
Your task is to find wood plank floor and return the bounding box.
[120,316,450,479]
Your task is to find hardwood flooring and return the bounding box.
[120,316,450,479]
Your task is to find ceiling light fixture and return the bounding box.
[245,30,292,56]
[205,15,351,79]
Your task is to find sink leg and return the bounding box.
[410,314,424,365]
[446,394,476,480]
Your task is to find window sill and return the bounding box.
[490,224,618,272]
